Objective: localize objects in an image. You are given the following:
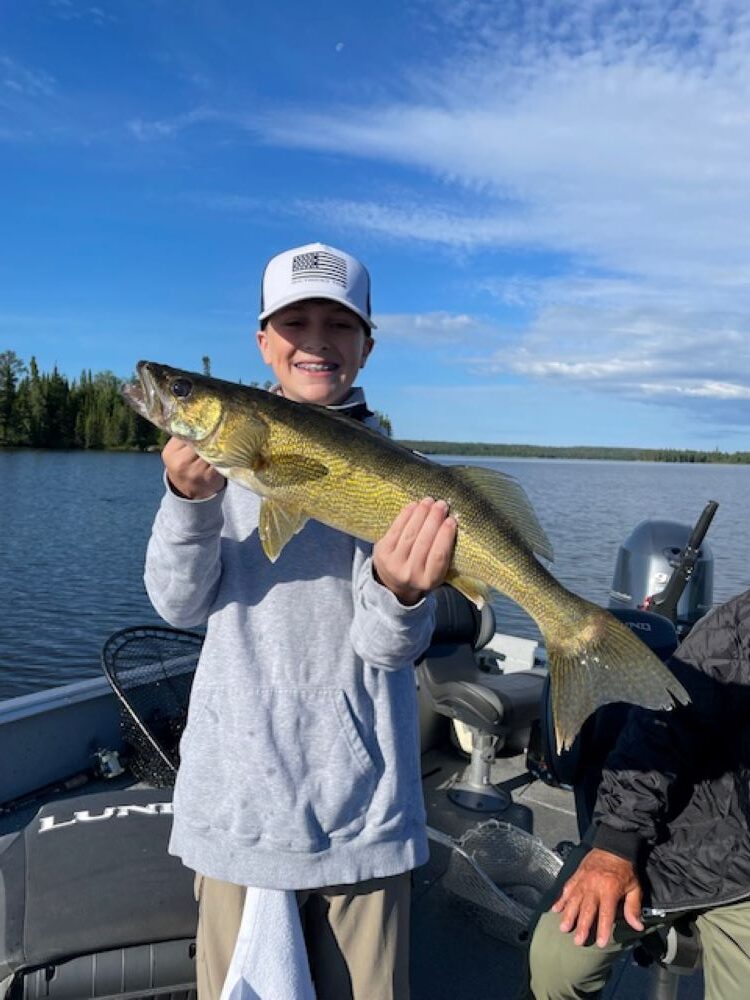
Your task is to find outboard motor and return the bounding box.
[608,505,716,637]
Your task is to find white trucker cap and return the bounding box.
[259,242,375,330]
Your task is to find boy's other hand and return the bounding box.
[162,437,226,500]
[373,498,457,606]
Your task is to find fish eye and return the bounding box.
[171,377,193,399]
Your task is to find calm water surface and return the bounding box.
[2,449,749,700]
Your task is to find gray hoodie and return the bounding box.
[143,390,435,889]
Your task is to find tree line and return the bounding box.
[0,350,164,450]
[400,440,750,464]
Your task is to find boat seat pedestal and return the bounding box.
[418,641,546,813]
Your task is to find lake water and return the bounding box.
[2,449,749,701]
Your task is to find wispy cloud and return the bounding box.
[641,381,750,400]
[376,312,482,343]
[47,0,116,27]
[0,55,59,141]
[0,56,57,99]
[290,197,535,249]
[126,107,230,141]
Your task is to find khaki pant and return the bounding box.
[194,872,412,1000]
[528,897,750,1000]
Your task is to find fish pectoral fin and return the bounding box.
[451,465,554,562]
[255,454,329,488]
[445,571,491,609]
[258,499,309,562]
[211,426,265,469]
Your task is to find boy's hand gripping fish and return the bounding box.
[123,361,689,751]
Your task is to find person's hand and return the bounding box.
[551,848,644,948]
[373,498,457,605]
[162,437,226,500]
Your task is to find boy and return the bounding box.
[144,242,456,999]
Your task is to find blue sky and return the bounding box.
[2,0,750,447]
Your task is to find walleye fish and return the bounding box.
[124,361,689,750]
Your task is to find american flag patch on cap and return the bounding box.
[291,250,347,287]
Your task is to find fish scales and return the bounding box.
[249,401,543,590]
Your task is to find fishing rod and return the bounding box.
[641,500,719,627]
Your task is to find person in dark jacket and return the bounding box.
[528,589,750,999]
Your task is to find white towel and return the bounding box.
[219,887,316,1000]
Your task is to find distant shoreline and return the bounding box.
[397,441,750,464]
[2,442,750,464]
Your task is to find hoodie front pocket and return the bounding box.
[177,686,379,852]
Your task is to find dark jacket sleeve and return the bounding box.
[591,595,750,864]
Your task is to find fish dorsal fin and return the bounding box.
[451,465,554,562]
[255,453,329,489]
[259,499,309,562]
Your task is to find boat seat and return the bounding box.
[418,643,546,742]
[0,787,197,997]
[418,586,546,811]
[100,625,204,787]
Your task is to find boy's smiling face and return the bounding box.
[256,298,374,406]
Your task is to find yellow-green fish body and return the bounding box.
[124,361,689,750]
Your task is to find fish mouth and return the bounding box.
[121,380,147,418]
[121,361,169,427]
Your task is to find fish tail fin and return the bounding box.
[544,604,690,753]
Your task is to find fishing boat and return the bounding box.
[0,506,715,1000]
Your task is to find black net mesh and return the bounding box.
[101,626,204,788]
